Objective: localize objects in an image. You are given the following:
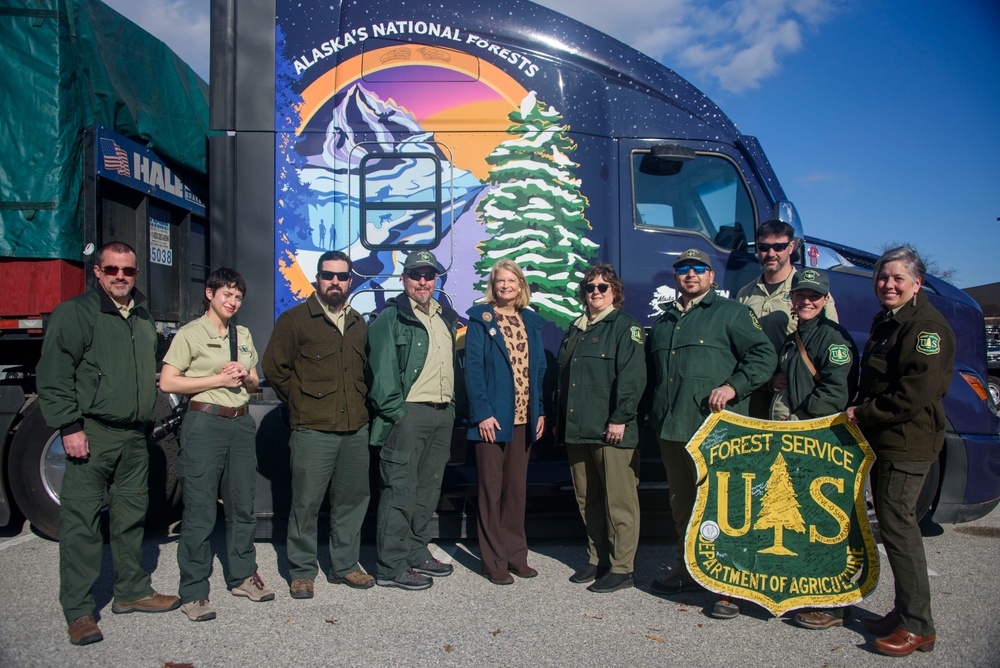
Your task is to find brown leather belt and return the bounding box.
[414,401,449,410]
[189,401,249,418]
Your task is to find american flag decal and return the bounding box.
[100,137,130,176]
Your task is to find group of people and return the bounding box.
[37,228,954,658]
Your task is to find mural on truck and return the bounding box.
[273,20,597,327]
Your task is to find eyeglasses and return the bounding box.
[675,264,709,275]
[584,283,610,294]
[756,241,791,253]
[100,265,138,277]
[318,271,351,282]
[405,270,437,282]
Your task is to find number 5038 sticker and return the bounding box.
[150,247,173,266]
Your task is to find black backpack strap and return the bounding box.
[229,321,238,362]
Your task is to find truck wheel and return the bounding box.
[7,396,183,541]
[988,376,1000,412]
[7,400,64,539]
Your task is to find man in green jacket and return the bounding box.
[645,248,775,617]
[263,250,373,600]
[37,241,180,646]
[366,251,460,590]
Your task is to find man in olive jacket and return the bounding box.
[645,249,775,603]
[263,251,373,599]
[366,251,461,590]
[37,241,180,646]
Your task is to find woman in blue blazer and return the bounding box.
[465,259,547,585]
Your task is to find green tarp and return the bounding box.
[0,0,209,259]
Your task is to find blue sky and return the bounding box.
[104,0,999,288]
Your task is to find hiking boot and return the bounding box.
[329,570,375,589]
[111,591,181,614]
[508,565,539,579]
[67,616,103,646]
[289,578,314,599]
[231,572,275,602]
[181,600,217,622]
[587,572,634,593]
[376,569,433,590]
[794,608,848,630]
[412,558,454,577]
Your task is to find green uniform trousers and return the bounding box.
[287,426,371,580]
[872,458,936,636]
[176,410,258,603]
[659,438,698,566]
[567,442,641,574]
[375,403,452,579]
[59,419,153,622]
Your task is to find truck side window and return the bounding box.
[359,152,443,250]
[632,151,754,251]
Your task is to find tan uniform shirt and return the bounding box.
[406,298,454,404]
[318,297,350,333]
[736,268,838,349]
[162,315,258,407]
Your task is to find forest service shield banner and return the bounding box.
[684,411,878,615]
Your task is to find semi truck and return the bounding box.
[1,0,997,541]
[0,0,210,538]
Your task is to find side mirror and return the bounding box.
[772,200,805,264]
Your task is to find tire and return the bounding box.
[988,376,1000,413]
[6,395,183,541]
[7,399,64,539]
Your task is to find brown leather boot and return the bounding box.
[111,591,181,614]
[67,616,103,646]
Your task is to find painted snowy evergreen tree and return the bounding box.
[474,91,598,328]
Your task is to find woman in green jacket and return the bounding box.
[557,264,647,594]
[847,247,955,657]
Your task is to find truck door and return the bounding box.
[617,140,761,326]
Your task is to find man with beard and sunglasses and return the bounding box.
[263,251,374,599]
[37,241,180,646]
[645,249,774,619]
[366,250,460,590]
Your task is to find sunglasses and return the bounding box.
[675,264,709,275]
[756,241,791,253]
[318,270,351,282]
[100,265,138,277]
[584,283,610,294]
[405,270,438,282]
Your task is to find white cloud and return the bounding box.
[537,0,840,93]
[101,0,211,80]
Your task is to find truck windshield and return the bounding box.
[632,151,754,251]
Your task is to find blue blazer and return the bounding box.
[464,303,547,443]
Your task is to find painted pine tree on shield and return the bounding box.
[474,92,598,328]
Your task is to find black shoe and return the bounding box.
[711,598,741,619]
[569,563,609,584]
[587,572,634,593]
[650,573,702,595]
[412,558,454,577]
[376,569,433,590]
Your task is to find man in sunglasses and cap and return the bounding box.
[645,248,775,618]
[37,241,180,646]
[263,250,374,600]
[366,250,461,590]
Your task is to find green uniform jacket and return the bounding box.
[736,269,839,351]
[855,291,955,460]
[37,287,157,435]
[556,308,647,448]
[262,293,369,432]
[365,294,460,446]
[776,314,858,419]
[646,289,775,441]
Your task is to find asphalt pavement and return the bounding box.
[1,508,999,667]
